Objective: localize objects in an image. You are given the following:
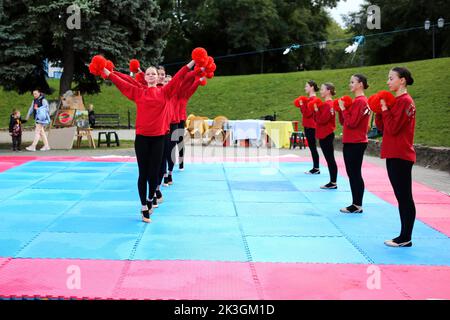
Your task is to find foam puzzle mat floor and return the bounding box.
[0,156,449,300]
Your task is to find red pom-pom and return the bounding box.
[206,72,214,79]
[129,59,140,73]
[368,94,382,113]
[194,66,206,77]
[307,97,323,110]
[135,72,145,84]
[333,99,340,112]
[192,48,208,62]
[294,96,308,108]
[294,98,301,107]
[198,77,207,86]
[341,95,353,108]
[205,57,215,72]
[378,90,396,108]
[89,55,107,76]
[105,60,115,72]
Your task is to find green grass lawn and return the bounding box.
[1,57,449,147]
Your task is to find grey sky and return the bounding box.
[327,0,366,28]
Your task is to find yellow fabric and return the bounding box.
[264,121,294,148]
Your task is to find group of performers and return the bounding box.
[294,67,417,247]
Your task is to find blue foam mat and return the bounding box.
[0,214,58,232]
[246,236,369,264]
[234,202,321,217]
[154,200,236,217]
[17,232,137,260]
[134,233,248,261]
[0,231,39,257]
[352,237,450,266]
[232,190,310,203]
[229,180,298,192]
[0,200,76,215]
[239,215,342,237]
[64,201,138,217]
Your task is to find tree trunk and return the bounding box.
[59,34,74,96]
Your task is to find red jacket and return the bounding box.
[108,66,189,136]
[178,71,201,122]
[297,96,316,129]
[314,100,336,139]
[375,93,416,163]
[338,95,370,144]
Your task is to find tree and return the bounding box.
[158,0,338,75]
[345,0,450,65]
[0,0,170,95]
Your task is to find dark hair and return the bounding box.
[323,82,336,96]
[158,66,166,72]
[353,74,369,89]
[391,67,414,86]
[307,80,319,92]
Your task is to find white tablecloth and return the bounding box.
[226,120,265,142]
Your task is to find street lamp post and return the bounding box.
[425,18,445,59]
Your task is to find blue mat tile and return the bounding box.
[172,172,226,181]
[0,180,36,190]
[47,215,145,235]
[225,168,286,182]
[232,191,310,203]
[96,179,138,190]
[65,201,138,217]
[144,216,241,235]
[0,231,38,257]
[0,214,58,232]
[20,161,75,168]
[134,233,248,262]
[154,200,236,217]
[0,200,76,215]
[229,180,297,192]
[246,236,369,264]
[32,179,102,190]
[168,180,230,192]
[72,162,123,168]
[17,232,137,260]
[162,190,232,202]
[0,172,52,181]
[10,189,87,201]
[239,216,342,237]
[290,180,352,192]
[82,190,140,202]
[99,172,137,180]
[353,237,450,266]
[302,191,387,204]
[0,188,25,201]
[235,202,321,217]
[328,208,448,239]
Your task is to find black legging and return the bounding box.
[166,123,179,173]
[135,134,165,206]
[178,120,186,163]
[343,143,367,206]
[305,127,319,168]
[386,158,416,242]
[319,132,338,183]
[158,133,171,186]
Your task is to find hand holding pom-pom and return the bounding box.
[89,55,107,76]
[377,90,396,108]
[129,59,140,73]
[192,48,208,66]
[368,94,382,113]
[308,97,323,111]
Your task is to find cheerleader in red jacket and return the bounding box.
[314,83,338,189]
[297,80,321,174]
[103,60,195,223]
[337,74,371,213]
[375,67,417,247]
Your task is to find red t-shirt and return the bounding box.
[108,66,189,136]
[297,96,317,129]
[338,95,370,144]
[375,93,416,162]
[314,100,336,139]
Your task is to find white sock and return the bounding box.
[141,205,148,211]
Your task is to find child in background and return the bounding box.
[9,109,27,151]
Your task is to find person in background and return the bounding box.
[25,89,51,151]
[88,104,96,128]
[9,109,27,152]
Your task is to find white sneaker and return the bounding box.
[25,146,36,152]
[40,146,51,151]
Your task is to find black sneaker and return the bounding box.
[167,174,173,185]
[384,239,412,247]
[163,176,169,186]
[320,182,337,189]
[155,190,164,204]
[305,168,320,175]
[141,208,151,223]
[179,162,184,171]
[340,205,363,214]
[152,197,158,208]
